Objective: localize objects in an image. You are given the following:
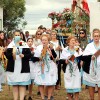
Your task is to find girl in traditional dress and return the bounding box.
[27,38,35,100]
[82,28,100,100]
[33,34,57,100]
[5,30,31,100]
[60,36,82,100]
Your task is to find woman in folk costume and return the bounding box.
[32,31,42,96]
[33,34,57,100]
[0,31,7,91]
[60,36,82,100]
[82,28,100,100]
[50,30,63,89]
[5,30,31,100]
[26,38,35,100]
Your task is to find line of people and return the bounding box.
[0,28,100,100]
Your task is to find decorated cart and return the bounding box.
[48,0,90,47]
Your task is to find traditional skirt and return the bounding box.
[6,55,31,86]
[83,59,100,87]
[64,63,81,93]
[29,61,36,82]
[34,60,58,86]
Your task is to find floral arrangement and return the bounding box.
[19,41,26,46]
[55,13,62,21]
[62,8,74,21]
[48,5,89,35]
[48,12,56,20]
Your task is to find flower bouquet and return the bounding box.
[19,41,26,46]
[48,12,56,20]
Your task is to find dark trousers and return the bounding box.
[56,61,67,85]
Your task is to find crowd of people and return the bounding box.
[0,26,100,100]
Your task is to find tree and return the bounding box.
[22,21,27,29]
[0,0,26,31]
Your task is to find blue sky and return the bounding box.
[24,0,97,30]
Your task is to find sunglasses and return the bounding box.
[37,34,42,35]
[80,32,84,34]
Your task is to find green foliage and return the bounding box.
[22,21,27,29]
[0,0,26,31]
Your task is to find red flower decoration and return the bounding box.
[19,42,22,46]
[30,47,34,51]
[48,12,56,20]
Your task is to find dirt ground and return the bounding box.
[0,73,99,100]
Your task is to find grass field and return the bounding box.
[0,72,99,100]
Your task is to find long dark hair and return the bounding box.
[20,32,26,42]
[0,31,7,47]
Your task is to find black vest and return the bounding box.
[5,48,31,73]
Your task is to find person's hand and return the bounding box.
[19,54,24,58]
[56,45,62,51]
[65,59,69,64]
[49,43,53,50]
[80,61,83,67]
[31,51,34,54]
[39,57,42,61]
[91,55,95,60]
[58,46,62,51]
[4,47,7,52]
